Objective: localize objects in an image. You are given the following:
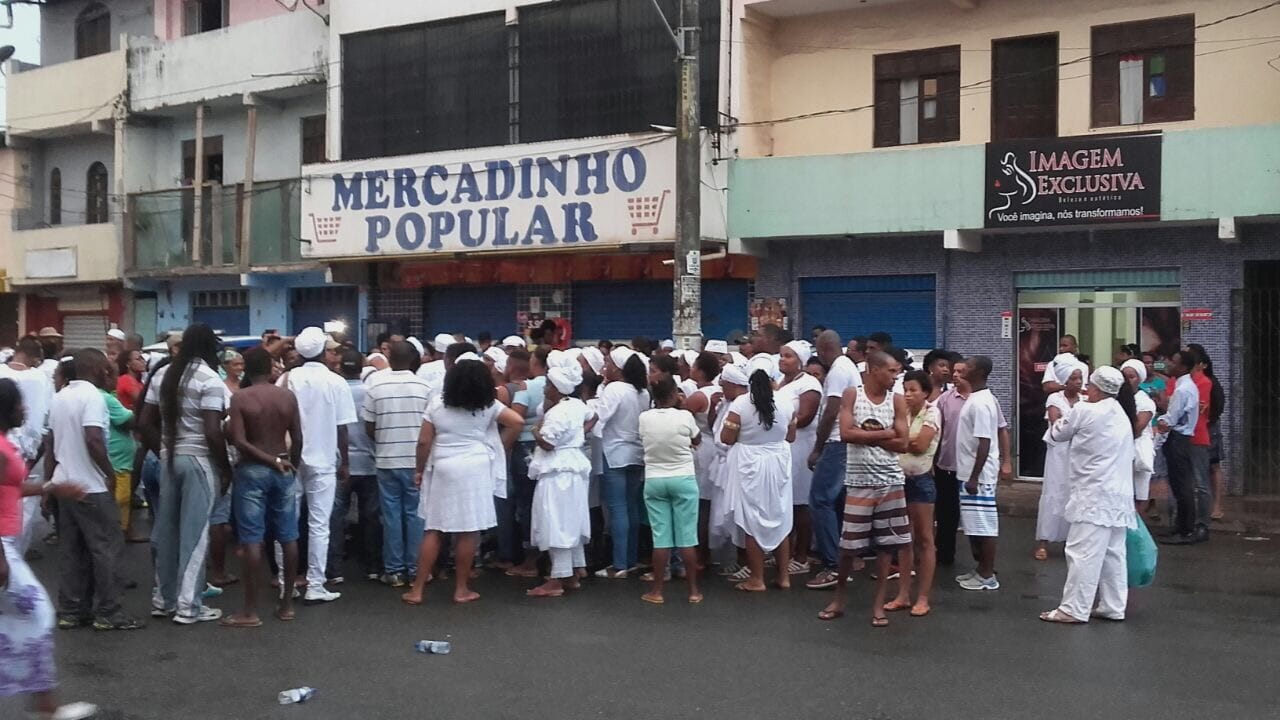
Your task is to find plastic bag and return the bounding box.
[1126,522,1158,588]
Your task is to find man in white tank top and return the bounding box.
[818,351,911,627]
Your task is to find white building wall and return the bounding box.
[40,0,154,66]
[29,135,117,228]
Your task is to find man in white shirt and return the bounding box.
[362,341,432,586]
[0,337,54,553]
[37,327,63,381]
[805,330,864,590]
[47,350,143,630]
[415,333,452,398]
[954,355,1002,591]
[284,327,356,603]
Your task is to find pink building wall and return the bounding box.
[154,0,300,41]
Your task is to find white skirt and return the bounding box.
[0,537,57,697]
[1037,442,1072,542]
[693,434,717,501]
[725,441,794,552]
[789,427,817,506]
[529,447,592,550]
[418,445,498,533]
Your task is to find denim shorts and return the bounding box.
[904,472,937,504]
[209,492,233,525]
[232,463,298,545]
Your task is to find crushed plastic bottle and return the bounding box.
[278,687,315,705]
[414,640,452,655]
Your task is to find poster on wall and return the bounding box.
[1016,307,1061,478]
[984,132,1161,229]
[749,297,789,331]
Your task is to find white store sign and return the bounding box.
[301,134,676,259]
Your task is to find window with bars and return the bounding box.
[301,115,326,164]
[873,46,961,148]
[1091,15,1194,127]
[192,290,248,308]
[75,3,111,59]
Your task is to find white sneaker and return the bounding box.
[958,573,1000,591]
[304,589,341,604]
[954,570,977,584]
[173,606,223,625]
[51,702,99,720]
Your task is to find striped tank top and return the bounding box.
[844,387,905,488]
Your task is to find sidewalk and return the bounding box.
[998,480,1279,535]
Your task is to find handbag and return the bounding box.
[1126,521,1158,588]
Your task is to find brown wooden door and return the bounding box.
[992,34,1058,140]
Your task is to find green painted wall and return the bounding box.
[728,124,1280,238]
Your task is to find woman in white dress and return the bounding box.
[680,351,723,568]
[526,365,595,598]
[777,341,822,575]
[1041,366,1138,624]
[1036,360,1086,561]
[1121,359,1157,511]
[720,365,796,592]
[403,356,523,606]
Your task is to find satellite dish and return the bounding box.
[0,46,15,64]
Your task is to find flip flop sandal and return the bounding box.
[640,594,665,605]
[401,594,424,606]
[910,605,931,617]
[275,608,296,622]
[871,616,890,628]
[1033,548,1049,561]
[1039,609,1085,624]
[734,582,766,592]
[817,608,844,621]
[688,595,704,604]
[526,587,565,598]
[883,600,912,612]
[218,616,262,628]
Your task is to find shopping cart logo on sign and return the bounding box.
[627,189,670,236]
[309,213,342,243]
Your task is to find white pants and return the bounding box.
[548,543,586,579]
[16,466,43,554]
[1058,522,1128,621]
[301,465,337,593]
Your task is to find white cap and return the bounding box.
[433,333,456,352]
[501,335,527,348]
[580,347,605,375]
[659,339,675,350]
[483,346,508,374]
[454,351,483,364]
[704,339,728,354]
[106,328,126,342]
[294,327,326,359]
[406,337,425,358]
[680,350,699,368]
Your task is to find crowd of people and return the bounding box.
[0,318,1214,715]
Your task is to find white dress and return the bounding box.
[528,398,593,551]
[690,385,721,501]
[1132,391,1156,502]
[1037,391,1075,542]
[419,399,502,532]
[777,373,822,506]
[724,393,795,552]
[706,405,733,546]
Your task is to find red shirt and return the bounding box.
[0,434,25,538]
[116,373,144,411]
[1191,371,1212,446]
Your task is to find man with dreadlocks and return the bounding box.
[140,324,232,625]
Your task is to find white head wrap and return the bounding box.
[783,340,812,366]
[1054,355,1088,386]
[720,363,750,387]
[1120,358,1147,384]
[483,346,508,374]
[660,339,675,350]
[1090,366,1124,396]
[501,335,527,348]
[729,351,747,367]
[548,349,579,371]
[580,347,606,376]
[454,352,483,364]
[748,353,779,382]
[680,350,699,368]
[609,347,635,370]
[106,328,126,342]
[406,336,425,358]
[294,327,326,359]
[704,339,728,354]
[548,364,584,395]
[433,333,456,353]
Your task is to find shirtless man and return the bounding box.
[222,347,303,627]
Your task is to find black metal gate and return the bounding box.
[1240,263,1280,514]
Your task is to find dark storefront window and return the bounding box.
[519,0,721,143]
[1091,15,1194,127]
[341,13,509,160]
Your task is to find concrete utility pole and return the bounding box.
[671,0,702,352]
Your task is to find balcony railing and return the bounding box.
[126,179,303,274]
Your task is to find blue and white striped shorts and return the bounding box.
[960,482,999,537]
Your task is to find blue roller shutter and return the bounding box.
[192,289,249,337]
[800,275,936,349]
[290,287,359,336]
[572,280,747,342]
[425,285,517,339]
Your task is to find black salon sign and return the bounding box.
[984,132,1161,229]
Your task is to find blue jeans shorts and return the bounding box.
[904,472,937,504]
[232,463,298,545]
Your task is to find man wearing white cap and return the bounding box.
[105,328,127,366]
[1040,365,1136,624]
[502,335,527,351]
[282,327,356,603]
[415,334,454,401]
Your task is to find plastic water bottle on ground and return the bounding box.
[415,640,452,655]
[278,687,315,705]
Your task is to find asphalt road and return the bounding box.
[9,517,1279,720]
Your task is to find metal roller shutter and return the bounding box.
[291,287,359,336]
[800,275,936,349]
[62,314,109,353]
[572,280,748,342]
[193,289,250,336]
[425,286,517,340]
